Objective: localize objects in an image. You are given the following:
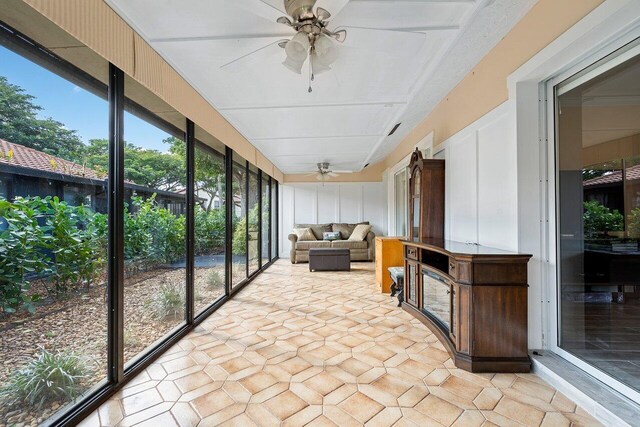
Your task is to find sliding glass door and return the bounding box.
[556,47,640,395]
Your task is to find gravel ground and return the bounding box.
[0,267,225,427]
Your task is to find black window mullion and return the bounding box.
[275,181,279,259]
[257,170,262,270]
[245,160,250,278]
[107,63,125,385]
[185,119,195,324]
[268,176,272,262]
[225,147,233,295]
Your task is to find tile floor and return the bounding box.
[80,261,603,426]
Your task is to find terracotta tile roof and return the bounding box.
[0,138,105,180]
[583,164,640,187]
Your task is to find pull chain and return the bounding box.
[308,47,314,93]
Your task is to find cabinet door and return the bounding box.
[450,283,457,342]
[406,260,420,307]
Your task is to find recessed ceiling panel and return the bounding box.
[225,103,402,140]
[251,136,377,157]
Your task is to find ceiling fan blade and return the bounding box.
[327,172,339,177]
[335,26,426,54]
[316,174,324,181]
[233,0,287,23]
[220,39,288,72]
[314,0,350,20]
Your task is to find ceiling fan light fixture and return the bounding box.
[285,32,310,62]
[276,16,293,26]
[282,55,305,74]
[311,54,331,75]
[314,35,338,66]
[316,7,331,21]
[332,29,347,43]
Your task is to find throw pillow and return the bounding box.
[323,231,340,241]
[332,223,355,240]
[348,224,372,241]
[293,227,317,241]
[295,223,331,240]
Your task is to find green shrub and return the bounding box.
[583,200,624,238]
[146,281,185,320]
[194,205,225,256]
[125,195,185,269]
[0,347,89,408]
[232,204,259,255]
[627,208,640,238]
[45,198,107,298]
[0,197,49,313]
[206,269,224,290]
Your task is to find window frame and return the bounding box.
[0,21,278,427]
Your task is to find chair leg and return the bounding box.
[390,281,397,297]
[397,280,404,307]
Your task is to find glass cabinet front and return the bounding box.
[407,261,418,306]
[422,269,451,331]
[410,170,421,240]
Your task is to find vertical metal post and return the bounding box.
[267,176,272,262]
[257,170,263,270]
[107,63,124,384]
[225,147,233,295]
[245,160,250,278]
[275,181,279,258]
[185,120,195,324]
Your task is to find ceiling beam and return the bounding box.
[250,134,383,141]
[219,100,407,111]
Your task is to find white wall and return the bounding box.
[434,101,518,251]
[279,182,387,258]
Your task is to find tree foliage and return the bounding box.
[583,200,624,238]
[0,76,85,162]
[83,138,185,190]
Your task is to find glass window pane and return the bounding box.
[261,176,270,265]
[557,52,640,392]
[122,108,186,366]
[232,153,247,287]
[194,143,226,315]
[0,43,108,424]
[248,166,259,274]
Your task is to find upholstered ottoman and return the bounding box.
[309,248,350,272]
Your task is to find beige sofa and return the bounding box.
[288,222,375,263]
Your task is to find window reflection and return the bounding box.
[557,53,640,392]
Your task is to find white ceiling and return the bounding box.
[106,0,536,174]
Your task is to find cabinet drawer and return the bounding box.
[449,260,471,284]
[406,246,419,260]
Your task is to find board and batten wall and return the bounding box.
[278,182,387,258]
[433,100,518,252]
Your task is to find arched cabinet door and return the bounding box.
[407,148,445,241]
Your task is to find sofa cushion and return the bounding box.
[295,223,331,240]
[349,224,372,241]
[292,227,317,241]
[331,240,368,250]
[296,240,332,250]
[332,222,369,239]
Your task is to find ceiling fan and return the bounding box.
[305,162,351,181]
[225,0,427,92]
